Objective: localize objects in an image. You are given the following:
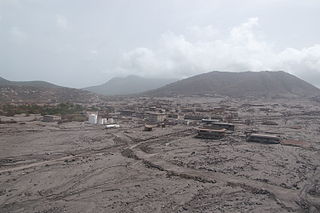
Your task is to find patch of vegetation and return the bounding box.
[0,103,85,116]
[61,114,87,122]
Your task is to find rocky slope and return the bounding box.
[0,77,102,103]
[145,71,320,98]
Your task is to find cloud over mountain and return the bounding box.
[118,18,320,87]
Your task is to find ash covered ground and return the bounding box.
[1,97,320,213]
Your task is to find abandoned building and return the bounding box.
[144,124,156,131]
[145,112,166,123]
[201,119,221,124]
[246,133,281,144]
[97,117,114,125]
[203,122,235,131]
[212,107,225,114]
[196,128,226,139]
[119,110,135,117]
[88,113,98,124]
[97,117,107,125]
[168,113,184,120]
[184,114,209,121]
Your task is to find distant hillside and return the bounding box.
[84,75,177,96]
[145,71,320,98]
[0,77,60,88]
[0,77,102,103]
[0,77,10,84]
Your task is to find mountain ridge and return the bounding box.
[0,77,102,103]
[84,75,177,96]
[0,77,61,88]
[144,71,320,98]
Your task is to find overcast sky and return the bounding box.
[1,0,320,88]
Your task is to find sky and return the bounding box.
[1,0,320,88]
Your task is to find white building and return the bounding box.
[88,113,98,124]
[98,117,108,125]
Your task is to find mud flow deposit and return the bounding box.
[1,97,320,212]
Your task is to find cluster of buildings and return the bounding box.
[87,112,118,127]
[111,98,284,144]
[38,97,290,145]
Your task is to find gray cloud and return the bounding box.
[55,14,69,30]
[118,18,320,87]
[10,26,28,43]
[0,0,320,88]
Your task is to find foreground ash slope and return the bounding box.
[84,75,177,96]
[1,97,320,212]
[146,71,320,98]
[0,77,102,103]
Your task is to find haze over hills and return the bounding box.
[144,71,320,98]
[84,75,177,96]
[0,77,102,103]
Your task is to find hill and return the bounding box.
[0,77,60,88]
[145,71,320,98]
[0,77,102,103]
[84,75,177,96]
[0,77,11,84]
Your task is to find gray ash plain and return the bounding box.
[1,97,320,212]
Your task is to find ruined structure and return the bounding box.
[203,121,235,131]
[145,112,166,123]
[246,133,281,144]
[196,128,226,139]
[144,124,155,131]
